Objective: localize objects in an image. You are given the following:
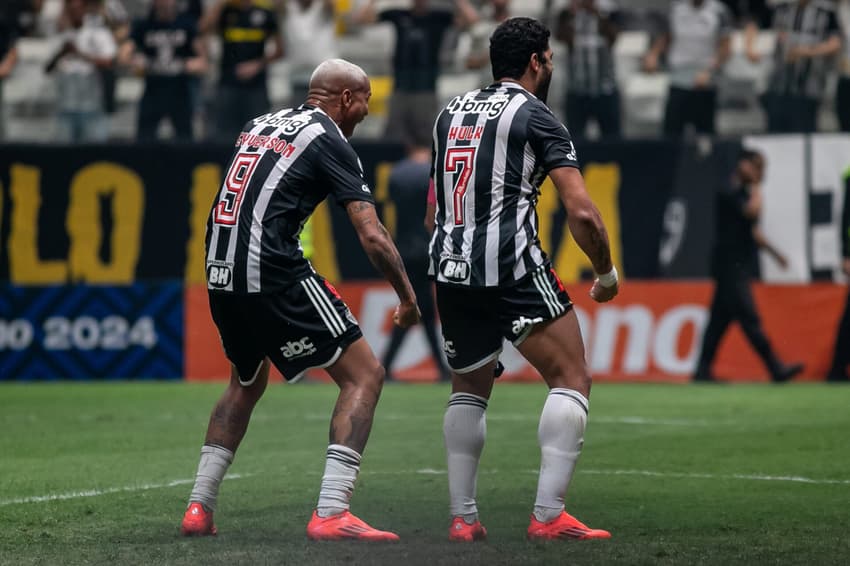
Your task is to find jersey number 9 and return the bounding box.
[213,152,262,225]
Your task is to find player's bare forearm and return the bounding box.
[366,224,416,304]
[569,207,613,275]
[552,167,613,275]
[346,200,416,306]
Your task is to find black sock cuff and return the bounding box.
[447,392,489,410]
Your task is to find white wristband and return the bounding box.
[596,266,618,288]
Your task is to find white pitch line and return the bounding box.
[0,473,251,507]
[578,468,850,485]
[5,466,845,508]
[376,469,850,485]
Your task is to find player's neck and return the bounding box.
[498,78,535,96]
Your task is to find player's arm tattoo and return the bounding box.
[588,222,612,273]
[346,200,417,305]
[566,203,613,275]
[553,167,613,274]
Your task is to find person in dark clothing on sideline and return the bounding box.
[827,168,850,382]
[694,149,804,383]
[201,0,283,140]
[382,142,451,382]
[121,0,207,141]
[351,0,478,147]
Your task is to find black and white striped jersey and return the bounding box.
[565,2,621,96]
[205,104,374,294]
[428,81,580,288]
[767,0,840,99]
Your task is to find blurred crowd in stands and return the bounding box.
[0,0,848,143]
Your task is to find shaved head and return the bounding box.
[306,59,372,138]
[309,59,369,95]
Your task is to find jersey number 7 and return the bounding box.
[446,147,476,227]
[213,153,261,225]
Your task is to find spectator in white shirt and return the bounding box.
[45,0,117,141]
[643,0,733,136]
[284,0,337,108]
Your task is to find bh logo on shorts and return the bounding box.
[280,337,317,360]
[439,258,471,283]
[207,264,233,289]
[511,315,544,336]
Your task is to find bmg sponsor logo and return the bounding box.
[446,92,510,120]
[280,337,317,360]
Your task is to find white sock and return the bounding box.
[533,388,588,523]
[188,444,234,512]
[444,392,488,523]
[316,444,361,518]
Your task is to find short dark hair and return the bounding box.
[738,148,764,164]
[490,17,551,81]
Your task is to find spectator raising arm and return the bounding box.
[349,0,378,25]
[642,30,668,73]
[454,0,479,29]
[0,41,17,79]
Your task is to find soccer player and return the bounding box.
[180,58,420,541]
[693,149,804,383]
[429,17,617,542]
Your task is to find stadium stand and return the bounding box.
[0,0,842,142]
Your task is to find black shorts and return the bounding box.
[436,265,572,373]
[209,274,362,384]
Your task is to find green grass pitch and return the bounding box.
[2,382,848,565]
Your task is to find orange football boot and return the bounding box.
[306,510,399,541]
[180,502,217,536]
[448,516,487,542]
[527,511,611,541]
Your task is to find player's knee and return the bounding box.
[348,359,385,395]
[370,363,387,394]
[547,363,592,396]
[575,369,593,395]
[229,379,265,405]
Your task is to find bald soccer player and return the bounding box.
[180,59,420,541]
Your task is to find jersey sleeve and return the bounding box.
[314,132,376,207]
[527,104,580,172]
